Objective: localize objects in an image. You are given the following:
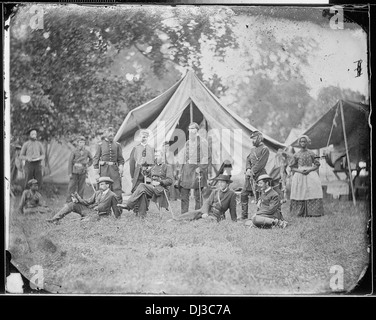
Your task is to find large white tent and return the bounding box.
[115,70,286,194]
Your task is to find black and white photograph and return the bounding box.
[4,3,371,295]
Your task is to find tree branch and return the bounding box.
[133,43,153,61]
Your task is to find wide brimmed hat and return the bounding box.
[98,176,114,184]
[256,174,272,183]
[27,179,38,186]
[213,174,233,183]
[26,128,38,135]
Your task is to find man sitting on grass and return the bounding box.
[249,174,288,229]
[47,176,120,223]
[18,179,51,214]
[169,174,237,222]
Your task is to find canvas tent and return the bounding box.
[115,70,286,194]
[289,100,370,203]
[11,138,100,186]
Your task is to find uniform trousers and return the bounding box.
[180,188,203,214]
[66,173,86,202]
[126,183,164,217]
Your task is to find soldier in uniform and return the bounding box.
[66,136,93,202]
[169,174,237,222]
[118,150,173,218]
[47,176,121,223]
[249,174,287,229]
[240,131,270,221]
[129,129,155,193]
[177,122,211,213]
[93,127,125,203]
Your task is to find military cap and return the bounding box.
[27,179,38,186]
[77,135,86,142]
[98,176,114,184]
[250,131,263,138]
[213,174,233,183]
[188,122,200,130]
[256,174,272,183]
[140,129,150,137]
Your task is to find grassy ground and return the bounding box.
[8,183,370,295]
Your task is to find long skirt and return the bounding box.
[290,167,324,217]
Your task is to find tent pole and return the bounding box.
[190,101,193,123]
[340,101,356,206]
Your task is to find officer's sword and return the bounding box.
[163,188,175,218]
[197,171,202,208]
[249,174,258,203]
[87,173,97,192]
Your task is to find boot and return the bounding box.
[240,202,249,220]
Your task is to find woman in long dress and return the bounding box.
[289,135,324,217]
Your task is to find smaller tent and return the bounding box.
[290,100,370,203]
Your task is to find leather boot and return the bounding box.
[241,202,249,220]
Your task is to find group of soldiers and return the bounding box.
[17,123,288,229]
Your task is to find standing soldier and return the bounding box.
[240,131,270,221]
[66,136,93,203]
[93,127,124,203]
[19,129,45,190]
[129,129,154,193]
[177,122,210,214]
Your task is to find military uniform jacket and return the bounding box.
[150,163,174,209]
[79,189,120,217]
[93,139,125,169]
[202,188,237,222]
[68,147,93,175]
[177,137,211,189]
[244,142,269,191]
[129,143,154,187]
[256,188,282,220]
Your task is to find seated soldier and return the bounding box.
[118,150,173,218]
[169,174,237,222]
[249,174,288,229]
[46,176,120,223]
[18,179,51,214]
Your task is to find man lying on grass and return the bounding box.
[248,174,288,229]
[46,176,120,223]
[18,179,51,215]
[168,174,237,222]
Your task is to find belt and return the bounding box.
[100,161,117,166]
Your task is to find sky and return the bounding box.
[199,8,369,104]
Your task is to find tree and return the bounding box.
[9,4,238,143]
[221,19,318,142]
[299,86,367,130]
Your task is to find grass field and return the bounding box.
[8,183,371,295]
